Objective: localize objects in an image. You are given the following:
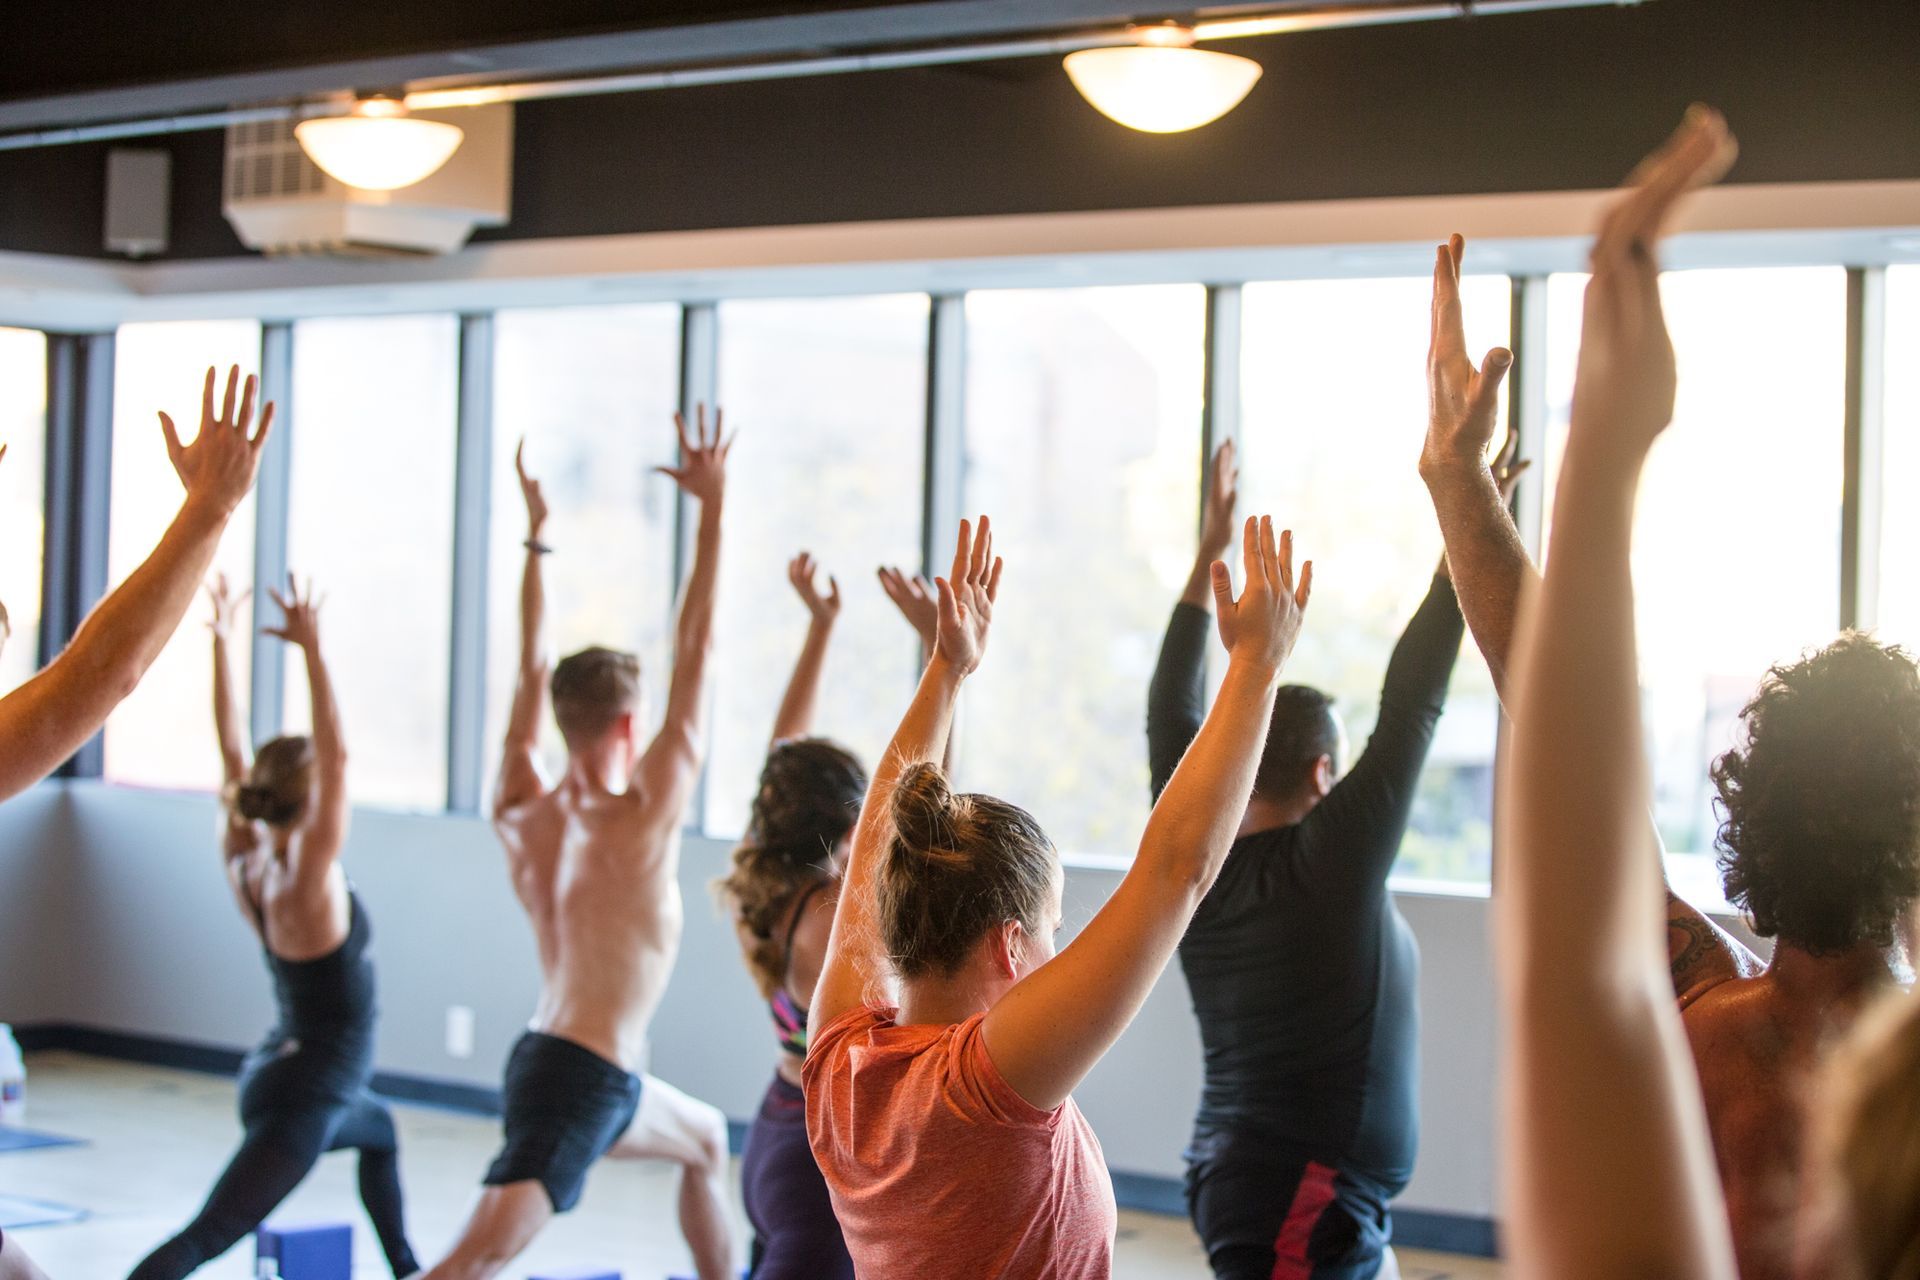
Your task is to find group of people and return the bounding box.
[0,107,1916,1280]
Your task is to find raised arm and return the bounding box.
[0,366,270,800]
[635,405,730,818]
[1147,440,1238,801]
[207,574,258,854]
[1426,242,1763,989]
[770,552,841,744]
[263,576,349,885]
[812,517,1002,1037]
[987,516,1310,1111]
[494,440,552,818]
[1421,235,1534,705]
[878,564,957,773]
[1495,108,1740,1280]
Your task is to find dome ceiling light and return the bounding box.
[1063,24,1264,134]
[294,97,465,191]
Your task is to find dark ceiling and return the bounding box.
[0,1,1416,129]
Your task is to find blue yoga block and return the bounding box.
[257,1221,353,1280]
[529,1270,620,1280]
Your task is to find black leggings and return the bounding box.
[127,1091,417,1280]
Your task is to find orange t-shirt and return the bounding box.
[803,1005,1118,1279]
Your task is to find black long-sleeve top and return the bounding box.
[1148,575,1464,1192]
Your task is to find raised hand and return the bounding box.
[1198,440,1240,562]
[159,365,274,517]
[1210,515,1311,674]
[656,403,732,505]
[262,573,323,651]
[788,552,842,626]
[1570,106,1737,464]
[206,572,251,638]
[933,516,1003,676]
[514,439,550,536]
[1491,423,1531,501]
[877,565,938,651]
[1423,234,1514,479]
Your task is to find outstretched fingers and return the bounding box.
[200,366,216,428]
[158,411,184,465]
[1241,516,1265,593]
[950,518,974,586]
[220,365,239,427]
[249,401,276,451]
[236,374,258,433]
[1295,560,1314,610]
[1276,526,1294,596]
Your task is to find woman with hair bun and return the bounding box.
[804,513,1311,1278]
[129,574,417,1280]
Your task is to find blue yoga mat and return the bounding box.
[0,1194,87,1229]
[0,1126,85,1154]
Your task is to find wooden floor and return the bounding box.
[1,1051,1502,1278]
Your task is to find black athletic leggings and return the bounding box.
[127,1089,417,1280]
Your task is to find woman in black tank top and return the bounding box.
[128,576,418,1280]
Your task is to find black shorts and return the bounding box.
[1185,1129,1393,1280]
[483,1031,642,1212]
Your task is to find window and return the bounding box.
[1542,267,1848,858]
[283,315,459,811]
[702,295,929,836]
[1876,266,1920,643]
[0,329,47,696]
[959,285,1205,858]
[104,321,262,790]
[484,305,682,797]
[1239,276,1512,885]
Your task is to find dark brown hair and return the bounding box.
[1255,683,1342,798]
[226,735,314,827]
[717,738,868,997]
[875,762,1056,980]
[550,646,642,746]
[1712,633,1920,954]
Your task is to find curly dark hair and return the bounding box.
[716,738,868,997]
[1711,632,1920,955]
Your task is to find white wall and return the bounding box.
[8,779,1586,1221]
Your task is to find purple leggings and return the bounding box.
[739,1074,854,1280]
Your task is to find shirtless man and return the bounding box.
[1420,231,1916,1280]
[0,364,270,1280]
[420,408,736,1280]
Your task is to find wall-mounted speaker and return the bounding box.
[104,147,170,258]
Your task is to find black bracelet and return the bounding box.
[524,538,553,555]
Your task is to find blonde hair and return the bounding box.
[1806,985,1920,1279]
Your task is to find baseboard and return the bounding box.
[15,1023,1499,1257]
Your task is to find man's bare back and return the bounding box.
[418,411,736,1280]
[494,777,685,1070]
[1670,897,1897,1280]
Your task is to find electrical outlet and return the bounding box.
[445,1005,475,1059]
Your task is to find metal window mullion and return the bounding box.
[41,331,114,779]
[249,322,294,749]
[676,302,718,832]
[1841,266,1887,633]
[446,313,496,813]
[922,294,967,583]
[1489,273,1544,891]
[1509,275,1550,559]
[1201,284,1243,468]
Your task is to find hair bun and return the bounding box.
[231,782,299,826]
[891,762,955,852]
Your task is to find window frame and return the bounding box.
[16,254,1876,896]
